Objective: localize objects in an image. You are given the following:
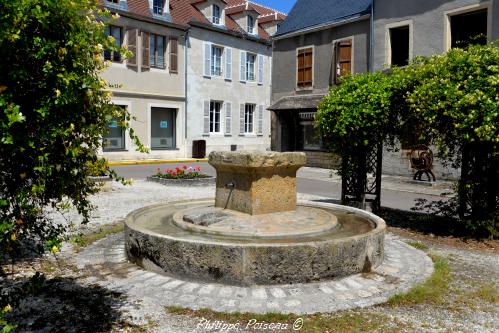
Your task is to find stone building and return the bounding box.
[270,0,372,168]
[271,0,498,177]
[99,0,285,161]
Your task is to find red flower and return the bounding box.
[182,165,187,169]
[196,166,201,171]
[175,167,180,171]
[172,172,177,176]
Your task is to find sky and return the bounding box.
[255,0,296,14]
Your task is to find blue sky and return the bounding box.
[255,0,296,14]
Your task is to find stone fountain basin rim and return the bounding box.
[124,199,386,247]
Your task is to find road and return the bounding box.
[111,162,444,211]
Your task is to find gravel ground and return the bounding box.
[2,180,498,332]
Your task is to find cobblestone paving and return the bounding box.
[76,233,433,314]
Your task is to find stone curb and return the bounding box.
[76,233,434,314]
[146,176,216,187]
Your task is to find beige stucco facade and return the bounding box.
[98,14,187,161]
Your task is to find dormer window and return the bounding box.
[247,15,255,34]
[212,4,221,25]
[153,0,164,15]
[107,0,119,3]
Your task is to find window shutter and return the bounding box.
[239,104,245,135]
[257,54,264,85]
[297,48,313,88]
[204,42,212,77]
[142,31,150,69]
[257,105,264,135]
[239,51,246,82]
[225,102,232,135]
[169,37,178,73]
[126,28,138,67]
[203,100,210,135]
[225,47,232,81]
[335,40,352,82]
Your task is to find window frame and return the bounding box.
[296,46,314,89]
[333,38,353,83]
[244,104,255,134]
[209,100,223,134]
[247,15,255,34]
[211,45,223,76]
[104,25,123,63]
[149,33,166,69]
[246,53,256,81]
[212,4,222,25]
[153,0,164,15]
[444,2,492,51]
[103,105,127,152]
[385,20,413,67]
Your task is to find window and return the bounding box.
[151,107,176,149]
[246,53,256,81]
[153,0,164,15]
[297,47,313,88]
[451,9,488,48]
[103,106,126,151]
[301,121,322,151]
[149,34,165,69]
[390,26,410,66]
[212,4,221,24]
[211,46,223,76]
[107,0,119,3]
[104,25,122,62]
[247,15,255,34]
[244,104,255,133]
[210,101,222,133]
[334,40,352,83]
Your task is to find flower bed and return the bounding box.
[147,166,215,186]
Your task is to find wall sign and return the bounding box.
[160,121,168,129]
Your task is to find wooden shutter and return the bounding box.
[257,105,263,135]
[297,48,313,88]
[225,102,232,135]
[257,54,264,85]
[239,51,246,82]
[126,28,138,67]
[335,40,352,82]
[203,100,210,135]
[169,37,178,73]
[142,31,150,69]
[225,47,232,81]
[239,104,245,135]
[204,42,211,77]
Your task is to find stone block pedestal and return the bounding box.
[209,151,306,215]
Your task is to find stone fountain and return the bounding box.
[125,151,385,286]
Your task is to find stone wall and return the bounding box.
[305,151,341,169]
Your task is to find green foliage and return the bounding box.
[317,42,498,237]
[86,158,110,177]
[406,44,499,164]
[0,0,146,257]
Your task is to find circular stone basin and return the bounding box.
[173,205,338,239]
[125,200,386,286]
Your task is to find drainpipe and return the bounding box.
[370,0,375,72]
[183,29,189,157]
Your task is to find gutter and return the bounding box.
[184,29,189,154]
[370,2,375,72]
[273,14,371,40]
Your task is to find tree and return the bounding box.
[0,0,145,257]
[317,43,498,237]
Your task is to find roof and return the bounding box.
[268,95,326,111]
[275,0,371,37]
[102,0,285,41]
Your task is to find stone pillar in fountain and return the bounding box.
[209,151,307,215]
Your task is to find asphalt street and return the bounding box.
[111,162,443,211]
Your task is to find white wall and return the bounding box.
[186,27,272,156]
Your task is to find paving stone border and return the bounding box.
[75,232,433,314]
[147,176,216,186]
